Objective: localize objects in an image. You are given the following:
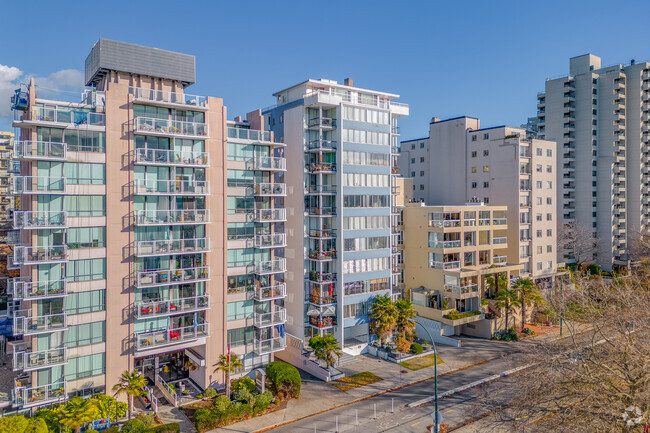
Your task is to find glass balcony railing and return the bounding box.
[13,347,67,372]
[309,272,337,284]
[14,210,67,229]
[10,278,66,299]
[131,87,208,108]
[307,117,336,128]
[305,184,337,194]
[255,208,286,222]
[227,127,273,143]
[133,179,209,195]
[309,294,337,305]
[134,209,209,225]
[135,117,208,138]
[15,106,104,126]
[135,237,210,256]
[136,266,209,288]
[134,148,209,167]
[13,176,66,194]
[14,140,66,160]
[308,250,337,261]
[307,162,336,173]
[254,183,286,196]
[254,157,286,171]
[307,139,337,152]
[134,323,209,350]
[308,229,336,239]
[14,382,67,408]
[493,255,508,264]
[493,218,507,225]
[254,307,286,328]
[253,336,286,355]
[442,240,461,248]
[431,261,461,270]
[13,312,67,336]
[444,283,479,295]
[254,284,286,301]
[493,236,508,245]
[308,207,336,216]
[255,233,286,248]
[134,295,210,318]
[309,316,336,328]
[254,259,286,275]
[14,245,68,264]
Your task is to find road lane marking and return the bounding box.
[410,421,421,426]
[444,409,452,413]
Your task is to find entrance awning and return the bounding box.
[185,348,205,367]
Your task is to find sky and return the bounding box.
[1,0,649,140]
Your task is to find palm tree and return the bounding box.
[57,397,98,433]
[395,298,417,341]
[112,370,147,420]
[514,278,545,330]
[309,334,343,369]
[494,288,521,330]
[369,295,398,346]
[485,272,508,298]
[213,353,243,399]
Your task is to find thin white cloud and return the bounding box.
[0,64,85,124]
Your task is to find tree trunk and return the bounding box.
[226,372,230,399]
[505,304,509,330]
[521,300,526,330]
[128,394,133,420]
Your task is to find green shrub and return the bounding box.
[252,390,273,414]
[231,388,254,405]
[197,387,217,399]
[0,416,48,433]
[194,408,219,432]
[121,414,155,433]
[105,426,120,433]
[266,361,301,399]
[86,430,99,433]
[231,376,257,394]
[212,395,232,412]
[587,263,602,275]
[493,332,502,340]
[504,327,520,341]
[410,343,423,354]
[443,310,481,320]
[480,298,488,306]
[146,422,180,433]
[523,327,535,336]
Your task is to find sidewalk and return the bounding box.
[205,326,587,433]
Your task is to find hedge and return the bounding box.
[147,423,181,433]
[266,361,301,399]
[410,343,423,354]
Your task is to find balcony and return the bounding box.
[309,294,336,305]
[307,117,337,129]
[254,259,286,275]
[15,106,105,127]
[305,184,337,195]
[444,283,479,296]
[135,237,210,257]
[254,306,287,328]
[253,336,286,355]
[134,117,208,139]
[133,179,209,196]
[254,156,286,171]
[493,236,507,245]
[13,176,66,194]
[136,266,209,288]
[430,261,461,270]
[134,209,209,226]
[14,312,67,336]
[131,87,208,109]
[308,229,336,239]
[308,207,336,217]
[493,218,507,226]
[309,272,337,284]
[309,316,336,328]
[134,295,210,319]
[134,148,209,167]
[134,323,209,351]
[442,240,461,249]
[254,183,286,196]
[308,249,337,261]
[493,255,508,264]
[307,139,337,152]
[14,382,67,408]
[13,347,67,372]
[255,208,286,222]
[14,245,68,264]
[308,162,336,173]
[14,141,66,160]
[14,211,67,230]
[227,127,276,144]
[10,278,66,300]
[255,233,286,248]
[254,284,287,301]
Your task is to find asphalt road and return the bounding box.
[265,354,524,433]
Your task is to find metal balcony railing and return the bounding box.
[13,140,66,160]
[14,211,67,229]
[134,148,209,167]
[254,307,286,328]
[131,86,208,108]
[135,117,208,138]
[13,347,67,372]
[14,245,68,264]
[136,266,209,288]
[134,323,209,350]
[134,295,210,318]
[254,183,286,196]
[134,209,209,225]
[10,278,66,300]
[135,237,210,256]
[133,179,209,195]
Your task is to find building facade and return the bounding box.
[2,39,285,412]
[0,132,16,229]
[398,117,558,281]
[263,79,408,355]
[536,54,650,271]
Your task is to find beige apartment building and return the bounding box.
[536,54,650,271]
[0,132,15,229]
[398,117,558,282]
[404,202,521,338]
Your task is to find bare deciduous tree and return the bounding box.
[557,221,599,268]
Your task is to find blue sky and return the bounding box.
[1,0,649,140]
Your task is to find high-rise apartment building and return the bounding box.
[398,117,557,281]
[262,79,408,356]
[0,132,15,229]
[2,39,285,412]
[536,54,650,271]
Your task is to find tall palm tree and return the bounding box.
[369,295,398,345]
[112,370,147,420]
[213,353,243,399]
[395,298,417,341]
[57,397,98,433]
[309,334,342,369]
[485,272,508,297]
[514,278,545,330]
[494,288,521,330]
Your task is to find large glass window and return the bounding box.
[66,259,106,282]
[64,353,105,380]
[67,227,106,248]
[64,196,106,217]
[227,300,254,320]
[65,322,105,348]
[64,290,106,315]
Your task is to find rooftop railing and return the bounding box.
[16,106,104,126]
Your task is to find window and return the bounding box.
[420,185,424,190]
[411,158,415,164]
[546,165,552,173]
[420,157,425,163]
[483,181,489,188]
[411,143,415,150]
[65,353,105,381]
[471,151,477,158]
[536,246,543,254]
[471,182,477,188]
[483,133,489,139]
[227,300,254,320]
[547,245,553,253]
[536,164,542,172]
[228,327,254,347]
[471,167,477,173]
[65,290,105,315]
[546,261,553,269]
[66,259,106,282]
[547,229,553,237]
[411,171,415,177]
[420,171,424,176]
[536,181,542,189]
[536,197,542,205]
[483,166,489,172]
[546,197,552,205]
[483,150,489,156]
[65,321,105,348]
[536,213,542,222]
[546,181,552,189]
[67,227,106,248]
[420,142,425,148]
[536,148,542,156]
[483,197,489,204]
[546,213,552,221]
[471,135,477,141]
[536,230,542,238]
[536,262,542,271]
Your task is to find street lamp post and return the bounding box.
[418,323,439,432]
